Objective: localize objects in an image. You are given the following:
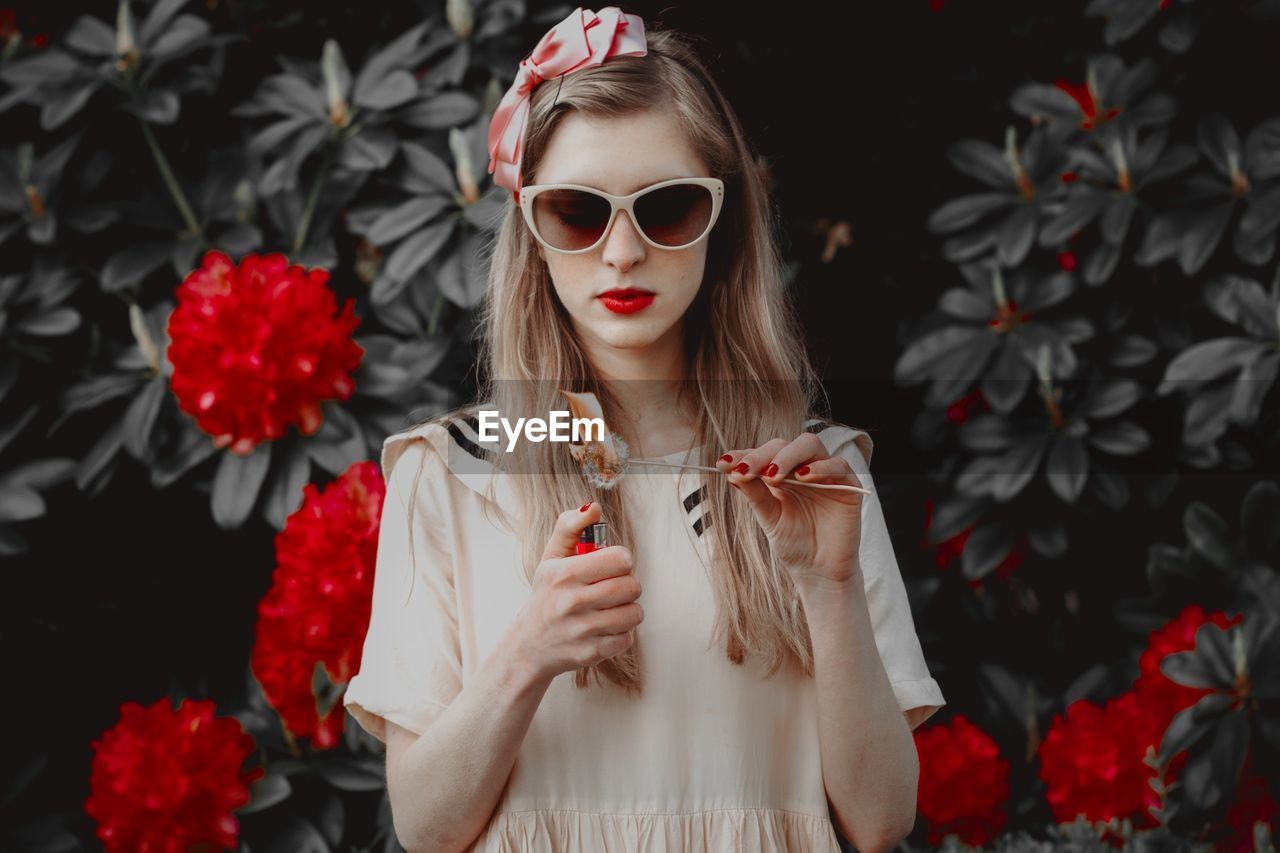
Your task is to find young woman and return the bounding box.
[343,8,946,852]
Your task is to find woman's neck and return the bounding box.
[584,327,699,458]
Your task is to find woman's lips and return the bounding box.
[597,289,655,314]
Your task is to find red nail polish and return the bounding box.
[764,463,778,477]
[729,482,740,490]
[580,501,592,512]
[733,462,750,474]
[796,465,810,476]
[720,454,733,463]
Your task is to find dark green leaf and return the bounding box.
[1089,468,1129,509]
[311,751,386,793]
[1240,480,1280,557]
[1028,521,1067,558]
[398,91,479,130]
[961,520,1015,579]
[1111,335,1157,367]
[149,15,212,61]
[1161,624,1236,689]
[17,307,79,336]
[1198,114,1241,178]
[316,791,345,847]
[1197,709,1250,811]
[355,69,419,111]
[0,485,45,522]
[263,441,310,531]
[211,441,272,529]
[1039,189,1111,245]
[1046,433,1088,503]
[1183,501,1241,574]
[127,89,180,124]
[367,195,452,246]
[979,342,1030,415]
[65,15,116,57]
[1158,338,1265,391]
[927,192,1011,233]
[1178,201,1234,275]
[41,81,100,131]
[262,815,329,853]
[1008,82,1080,121]
[400,141,456,193]
[1156,692,1229,768]
[122,377,167,460]
[997,204,1037,267]
[1087,421,1150,456]
[75,421,124,495]
[1145,542,1197,595]
[383,216,455,284]
[102,242,173,293]
[894,325,988,384]
[337,125,398,171]
[237,772,292,815]
[150,420,219,489]
[977,663,1030,726]
[352,21,430,106]
[947,139,1014,189]
[58,373,141,419]
[141,0,191,47]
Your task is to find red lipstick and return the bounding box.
[597,288,655,314]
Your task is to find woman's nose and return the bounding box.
[600,209,646,266]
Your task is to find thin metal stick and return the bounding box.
[629,458,871,495]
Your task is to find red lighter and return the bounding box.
[576,521,609,554]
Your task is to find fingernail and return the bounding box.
[580,502,592,512]
[733,462,750,474]
[796,465,810,476]
[720,454,733,463]
[764,463,778,477]
[729,482,740,490]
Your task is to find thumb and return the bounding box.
[541,500,602,561]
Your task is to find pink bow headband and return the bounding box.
[486,6,648,203]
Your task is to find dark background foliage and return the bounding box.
[1,0,1278,850]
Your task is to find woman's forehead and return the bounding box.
[535,110,707,192]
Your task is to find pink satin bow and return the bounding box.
[486,7,648,203]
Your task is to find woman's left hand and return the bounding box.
[716,433,864,590]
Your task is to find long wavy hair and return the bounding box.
[404,19,838,696]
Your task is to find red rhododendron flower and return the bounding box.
[1038,686,1190,835]
[167,251,364,455]
[85,697,263,852]
[1135,603,1243,715]
[914,715,1010,847]
[251,460,384,749]
[1039,605,1249,836]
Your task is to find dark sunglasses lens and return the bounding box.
[531,189,613,250]
[634,183,714,247]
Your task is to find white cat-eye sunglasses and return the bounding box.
[519,176,725,254]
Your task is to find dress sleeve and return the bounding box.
[831,427,946,732]
[343,429,464,744]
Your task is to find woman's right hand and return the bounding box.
[509,502,644,683]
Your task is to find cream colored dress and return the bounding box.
[343,415,946,852]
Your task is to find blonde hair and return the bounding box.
[406,20,839,696]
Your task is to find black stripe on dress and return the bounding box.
[446,418,495,464]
